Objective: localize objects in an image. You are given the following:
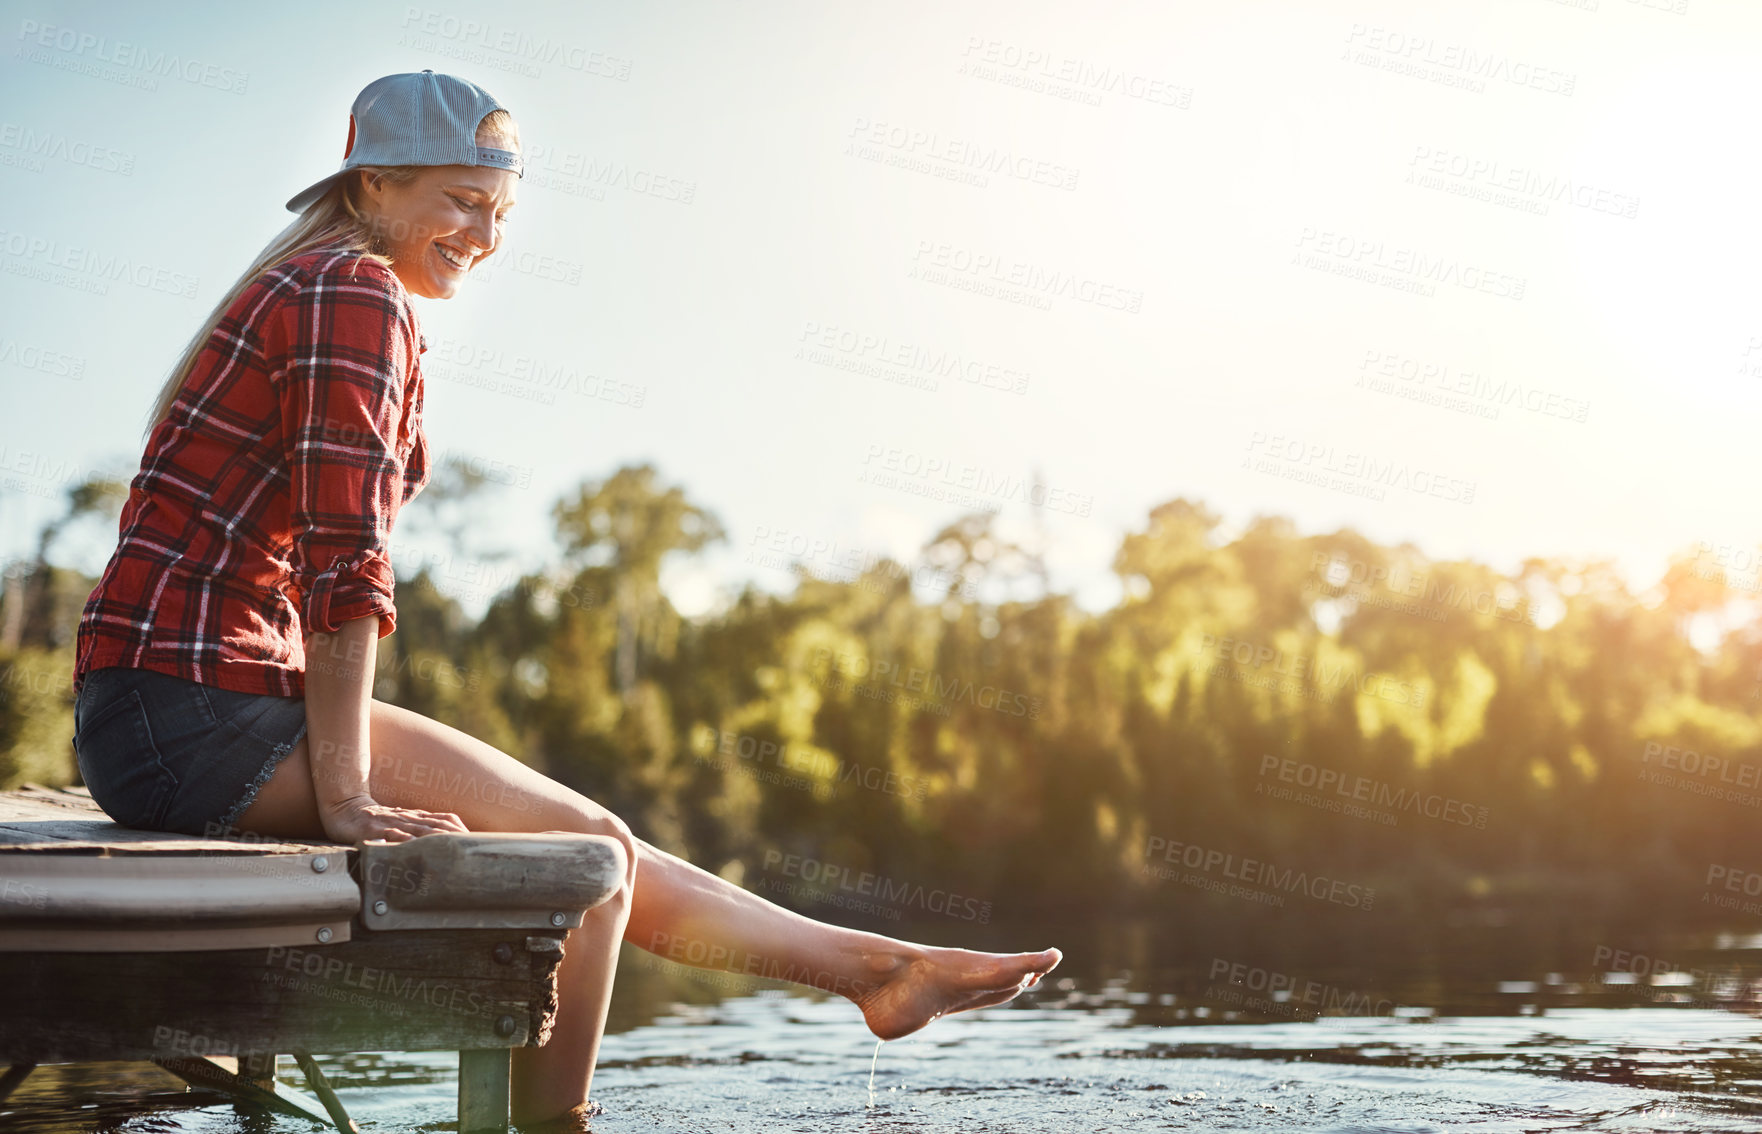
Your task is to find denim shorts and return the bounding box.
[72,665,309,837]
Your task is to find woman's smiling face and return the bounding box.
[358,162,518,299]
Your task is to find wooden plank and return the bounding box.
[0,790,113,825]
[12,783,93,796]
[0,834,335,861]
[3,784,102,811]
[152,1054,333,1125]
[0,809,338,853]
[0,930,566,1063]
[458,1049,510,1134]
[0,922,357,953]
[0,838,345,856]
[0,851,360,921]
[0,788,344,855]
[0,850,359,952]
[361,833,625,931]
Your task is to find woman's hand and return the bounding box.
[319,792,469,843]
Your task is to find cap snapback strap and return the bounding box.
[476,146,524,177]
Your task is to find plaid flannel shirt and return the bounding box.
[73,245,429,698]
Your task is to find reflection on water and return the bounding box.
[6,913,1762,1132]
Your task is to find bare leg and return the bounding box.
[624,836,1062,1039]
[231,699,1060,1125]
[509,855,632,1126]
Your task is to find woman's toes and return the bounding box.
[512,1100,602,1133]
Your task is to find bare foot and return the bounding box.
[853,945,1062,1040]
[512,1099,603,1133]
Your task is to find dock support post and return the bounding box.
[152,1055,333,1125]
[240,1052,278,1091]
[0,1062,35,1105]
[458,1048,510,1133]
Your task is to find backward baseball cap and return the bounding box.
[284,69,523,213]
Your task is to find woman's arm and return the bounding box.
[304,612,467,842]
[268,258,462,843]
[304,612,378,813]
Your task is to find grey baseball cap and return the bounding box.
[284,69,523,213]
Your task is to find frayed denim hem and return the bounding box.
[212,719,309,834]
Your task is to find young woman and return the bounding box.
[70,70,1061,1131]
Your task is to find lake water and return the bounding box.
[7,912,1762,1132]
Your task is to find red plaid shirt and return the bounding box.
[74,245,430,698]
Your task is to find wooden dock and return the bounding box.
[0,784,622,1131]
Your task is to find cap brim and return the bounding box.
[285,170,348,214]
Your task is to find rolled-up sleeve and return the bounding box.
[268,258,418,638]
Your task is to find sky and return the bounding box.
[4,0,1761,620]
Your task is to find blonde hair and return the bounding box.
[141,108,519,442]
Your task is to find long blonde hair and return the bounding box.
[141,108,519,442]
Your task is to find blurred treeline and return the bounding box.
[3,460,1757,922]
